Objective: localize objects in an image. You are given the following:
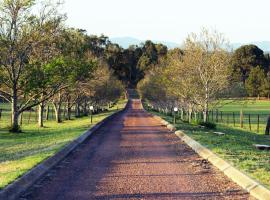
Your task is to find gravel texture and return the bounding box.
[20,100,253,200]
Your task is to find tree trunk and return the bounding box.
[203,85,209,122]
[53,103,62,123]
[188,107,192,123]
[38,102,45,127]
[265,115,270,135]
[66,99,71,120]
[46,105,50,120]
[11,87,20,132]
[83,100,88,116]
[75,102,80,117]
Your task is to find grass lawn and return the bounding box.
[0,99,127,189]
[206,99,270,134]
[149,109,270,189]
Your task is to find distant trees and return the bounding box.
[105,40,167,88]
[231,45,270,97]
[231,45,268,83]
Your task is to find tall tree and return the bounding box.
[0,0,64,132]
[231,45,268,83]
[245,66,265,97]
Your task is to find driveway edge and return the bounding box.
[152,115,270,200]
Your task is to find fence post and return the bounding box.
[46,106,50,121]
[216,110,218,123]
[240,109,243,128]
[257,114,260,133]
[248,114,251,131]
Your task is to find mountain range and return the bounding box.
[110,37,270,52]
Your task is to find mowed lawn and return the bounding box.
[149,104,270,189]
[210,99,270,134]
[217,99,270,114]
[0,100,127,189]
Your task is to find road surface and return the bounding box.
[21,100,251,200]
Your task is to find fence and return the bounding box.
[148,106,268,134]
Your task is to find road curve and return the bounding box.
[21,100,252,200]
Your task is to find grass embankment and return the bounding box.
[149,109,270,189]
[0,99,127,189]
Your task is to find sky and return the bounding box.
[63,0,270,44]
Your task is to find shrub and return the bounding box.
[199,121,216,129]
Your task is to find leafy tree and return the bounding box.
[231,45,268,83]
[0,0,64,132]
[261,72,270,98]
[245,66,266,97]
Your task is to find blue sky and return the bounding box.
[63,0,270,43]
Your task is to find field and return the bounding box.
[147,100,270,189]
[0,100,127,189]
[208,99,270,134]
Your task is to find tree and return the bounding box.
[0,0,64,132]
[139,28,230,123]
[261,72,270,98]
[231,45,268,83]
[245,66,265,97]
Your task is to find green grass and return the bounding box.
[150,109,270,189]
[0,99,127,189]
[206,99,270,134]
[217,99,270,114]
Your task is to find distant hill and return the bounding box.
[232,41,270,52]
[110,37,270,52]
[110,37,180,49]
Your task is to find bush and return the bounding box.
[199,121,216,129]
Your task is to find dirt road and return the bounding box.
[21,100,251,200]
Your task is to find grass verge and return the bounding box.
[149,109,270,189]
[0,99,127,189]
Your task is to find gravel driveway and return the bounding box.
[21,100,252,200]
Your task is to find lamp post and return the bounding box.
[90,106,94,124]
[173,107,178,125]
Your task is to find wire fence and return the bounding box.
[148,106,269,134]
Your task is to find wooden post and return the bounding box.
[265,115,270,135]
[240,109,243,128]
[257,115,260,133]
[212,110,214,121]
[46,106,50,121]
[216,110,219,123]
[248,114,251,131]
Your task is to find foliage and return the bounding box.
[139,28,230,122]
[199,121,217,129]
[231,44,268,83]
[245,66,265,97]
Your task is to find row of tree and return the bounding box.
[0,0,124,132]
[138,28,230,123]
